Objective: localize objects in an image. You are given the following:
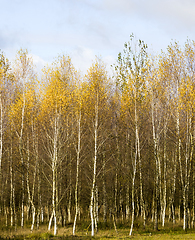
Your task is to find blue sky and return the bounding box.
[1,0,195,75]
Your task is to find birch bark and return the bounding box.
[73,109,81,235]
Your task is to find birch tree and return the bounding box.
[41,55,76,235]
[85,58,110,236]
[10,49,37,228]
[0,52,13,222]
[115,35,148,235]
[0,52,10,176]
[161,41,195,230]
[72,78,86,235]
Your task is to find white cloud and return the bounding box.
[30,54,47,68]
[28,54,48,77]
[102,55,116,77]
[2,0,195,77]
[100,0,195,34]
[103,0,135,12]
[71,46,116,76]
[139,0,195,28]
[71,46,96,74]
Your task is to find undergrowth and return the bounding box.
[0,219,195,239]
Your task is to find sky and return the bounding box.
[1,0,195,76]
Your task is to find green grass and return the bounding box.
[0,220,195,239]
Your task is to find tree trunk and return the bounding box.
[129,166,136,236]
[48,114,58,236]
[73,110,81,235]
[103,152,107,223]
[90,93,98,237]
[68,165,72,223]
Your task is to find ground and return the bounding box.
[1,221,195,239]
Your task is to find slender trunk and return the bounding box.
[48,210,54,231]
[13,171,17,231]
[94,185,98,233]
[68,164,72,223]
[114,172,118,218]
[119,189,123,221]
[90,93,98,237]
[10,168,14,227]
[192,164,195,228]
[162,125,167,227]
[137,124,145,226]
[48,113,58,236]
[188,208,191,229]
[134,92,145,226]
[19,90,25,229]
[73,110,81,235]
[172,202,175,224]
[31,205,36,232]
[168,196,171,222]
[175,79,187,231]
[52,161,57,235]
[114,127,121,219]
[47,201,50,223]
[126,133,130,221]
[112,213,118,234]
[10,132,14,227]
[21,179,24,228]
[151,90,159,231]
[126,184,130,220]
[37,162,41,229]
[129,108,138,236]
[90,184,95,237]
[129,167,136,236]
[152,192,155,222]
[183,188,187,230]
[169,152,177,224]
[48,165,57,235]
[4,200,7,227]
[103,152,107,222]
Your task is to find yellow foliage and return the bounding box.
[83,58,110,119]
[40,55,77,121]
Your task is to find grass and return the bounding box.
[0,219,195,239]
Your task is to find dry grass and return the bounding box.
[0,220,195,239]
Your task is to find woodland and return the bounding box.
[0,36,195,238]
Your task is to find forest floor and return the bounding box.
[1,221,195,239]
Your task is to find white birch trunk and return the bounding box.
[103,152,107,222]
[162,123,167,227]
[129,100,138,236]
[192,165,195,228]
[68,159,72,223]
[129,163,136,236]
[94,185,98,233]
[90,92,98,237]
[126,184,130,220]
[10,132,14,227]
[73,109,81,235]
[13,172,17,231]
[26,134,38,232]
[17,86,25,229]
[48,111,58,236]
[151,90,159,231]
